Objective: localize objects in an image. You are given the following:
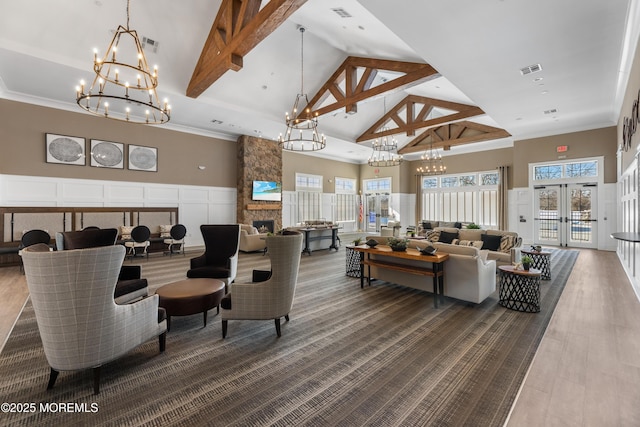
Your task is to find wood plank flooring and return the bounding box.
[1,248,639,425]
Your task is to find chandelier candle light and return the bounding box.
[367,99,403,167]
[416,143,447,175]
[76,0,170,124]
[278,27,326,151]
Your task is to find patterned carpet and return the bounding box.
[0,246,578,426]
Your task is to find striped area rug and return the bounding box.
[0,247,578,426]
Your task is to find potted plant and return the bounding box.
[352,237,363,246]
[521,255,533,271]
[466,223,481,229]
[387,237,409,252]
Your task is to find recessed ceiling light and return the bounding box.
[541,90,549,95]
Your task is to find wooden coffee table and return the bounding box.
[156,278,225,330]
[498,265,542,313]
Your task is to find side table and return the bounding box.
[345,245,361,277]
[498,265,541,313]
[521,248,551,280]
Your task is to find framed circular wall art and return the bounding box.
[128,144,158,172]
[90,140,124,169]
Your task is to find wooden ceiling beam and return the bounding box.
[187,0,308,98]
[357,95,484,142]
[304,57,439,118]
[398,121,511,154]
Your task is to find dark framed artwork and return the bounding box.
[128,144,158,172]
[45,133,86,165]
[90,139,124,169]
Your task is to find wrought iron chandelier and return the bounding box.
[278,27,326,151]
[75,0,170,124]
[367,99,403,167]
[416,143,447,175]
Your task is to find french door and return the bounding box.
[533,183,597,248]
[365,193,390,232]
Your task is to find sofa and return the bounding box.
[363,235,497,304]
[423,227,522,267]
[239,224,267,253]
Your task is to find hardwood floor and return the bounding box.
[1,249,639,425]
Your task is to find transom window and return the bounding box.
[533,160,598,181]
[296,173,322,191]
[364,177,391,193]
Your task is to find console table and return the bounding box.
[351,245,449,308]
[298,226,341,255]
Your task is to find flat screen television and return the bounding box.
[252,180,282,201]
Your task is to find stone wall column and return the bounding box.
[236,135,282,230]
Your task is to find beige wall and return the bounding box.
[513,127,617,187]
[0,99,236,187]
[282,151,360,192]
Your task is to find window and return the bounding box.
[565,161,597,178]
[441,177,459,188]
[296,173,322,191]
[480,172,499,186]
[364,177,391,192]
[534,165,563,180]
[296,173,323,222]
[460,175,476,186]
[422,178,437,189]
[335,177,356,222]
[420,171,499,227]
[533,160,599,181]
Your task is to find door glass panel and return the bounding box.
[569,188,593,243]
[538,189,558,241]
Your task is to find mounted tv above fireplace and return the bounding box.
[252,181,282,201]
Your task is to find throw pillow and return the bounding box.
[421,221,433,230]
[120,225,134,240]
[500,235,518,253]
[438,230,458,244]
[457,239,484,249]
[481,234,502,251]
[159,224,172,238]
[454,222,462,229]
[426,230,440,242]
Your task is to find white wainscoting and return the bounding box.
[0,174,236,248]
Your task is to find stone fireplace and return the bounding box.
[236,135,282,231]
[253,220,275,233]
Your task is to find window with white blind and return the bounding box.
[296,173,323,222]
[334,177,357,222]
[420,171,499,226]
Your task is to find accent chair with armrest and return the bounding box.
[187,224,241,292]
[56,228,148,304]
[220,231,303,338]
[239,224,267,253]
[21,244,167,394]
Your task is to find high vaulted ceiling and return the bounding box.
[0,0,638,164]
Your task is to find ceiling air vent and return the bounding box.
[520,63,542,76]
[543,109,557,115]
[331,8,352,18]
[141,36,159,54]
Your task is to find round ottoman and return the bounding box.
[156,278,225,331]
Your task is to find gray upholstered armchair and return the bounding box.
[220,232,303,338]
[21,244,167,394]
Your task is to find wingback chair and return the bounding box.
[187,224,241,291]
[220,232,303,338]
[21,244,167,394]
[55,228,148,304]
